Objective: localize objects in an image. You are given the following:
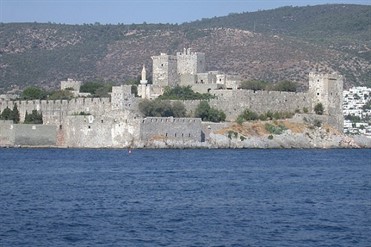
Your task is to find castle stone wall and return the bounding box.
[0,98,111,124]
[196,73,215,84]
[179,74,197,86]
[140,117,202,143]
[0,121,14,146]
[63,112,141,148]
[0,123,57,146]
[180,90,311,121]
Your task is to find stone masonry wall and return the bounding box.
[180,90,311,121]
[140,117,202,143]
[0,123,57,146]
[63,112,141,148]
[0,98,111,125]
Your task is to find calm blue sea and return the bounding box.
[0,148,370,247]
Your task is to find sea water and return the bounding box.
[0,148,370,246]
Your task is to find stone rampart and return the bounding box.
[62,112,141,148]
[0,123,57,146]
[0,97,111,124]
[140,117,202,143]
[178,90,311,121]
[210,90,310,120]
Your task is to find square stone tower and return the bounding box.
[151,53,178,88]
[309,72,344,132]
[111,85,134,111]
[176,48,206,75]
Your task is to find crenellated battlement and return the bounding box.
[0,97,112,123]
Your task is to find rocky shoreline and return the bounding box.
[139,120,371,149]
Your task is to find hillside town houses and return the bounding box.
[343,86,371,137]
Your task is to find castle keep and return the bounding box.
[138,48,239,99]
[0,49,344,148]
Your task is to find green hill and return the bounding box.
[0,4,370,93]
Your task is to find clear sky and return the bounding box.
[1,0,370,25]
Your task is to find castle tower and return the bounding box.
[111,85,134,111]
[151,53,178,88]
[309,72,344,132]
[176,48,206,75]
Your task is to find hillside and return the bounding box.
[0,4,370,93]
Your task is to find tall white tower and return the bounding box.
[140,65,148,99]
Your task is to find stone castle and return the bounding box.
[0,49,344,148]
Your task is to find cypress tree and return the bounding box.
[11,104,20,123]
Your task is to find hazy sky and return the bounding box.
[1,0,370,25]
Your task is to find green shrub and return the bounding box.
[80,81,112,97]
[314,103,324,115]
[239,80,268,91]
[236,115,244,125]
[24,110,43,124]
[139,99,187,118]
[195,101,226,122]
[241,109,259,121]
[259,114,268,121]
[265,123,287,135]
[266,111,273,120]
[303,107,309,113]
[313,119,322,127]
[158,86,214,100]
[21,86,47,100]
[228,131,234,139]
[237,109,294,123]
[273,80,298,92]
[48,90,74,100]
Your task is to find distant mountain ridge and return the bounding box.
[0,4,370,92]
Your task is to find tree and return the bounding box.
[48,90,74,100]
[195,101,226,122]
[21,86,47,100]
[80,81,112,97]
[314,103,324,115]
[0,107,12,120]
[239,80,268,91]
[138,99,187,117]
[11,103,20,123]
[194,101,210,121]
[273,80,298,92]
[159,86,214,100]
[24,110,43,124]
[172,101,187,117]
